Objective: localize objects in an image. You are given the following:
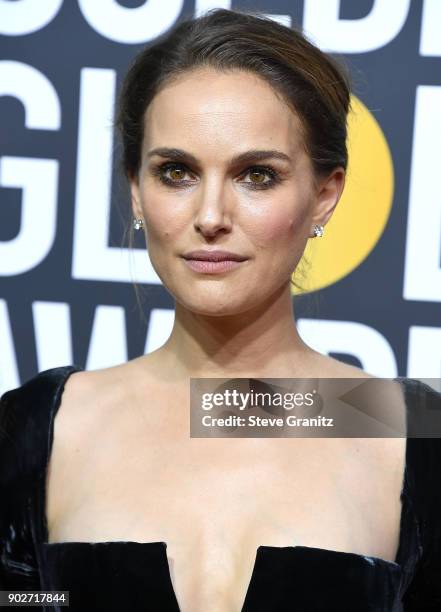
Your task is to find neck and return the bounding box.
[156,283,316,380]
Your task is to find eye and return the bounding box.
[154,162,194,185]
[151,161,282,190]
[242,166,279,189]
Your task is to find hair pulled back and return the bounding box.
[116,8,351,184]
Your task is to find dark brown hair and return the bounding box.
[115,8,352,309]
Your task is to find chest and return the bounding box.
[47,417,405,612]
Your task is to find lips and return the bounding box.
[182,250,247,262]
[183,258,246,274]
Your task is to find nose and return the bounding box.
[193,180,233,237]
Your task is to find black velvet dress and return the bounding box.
[1,365,441,611]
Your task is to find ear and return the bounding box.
[130,173,143,220]
[309,167,346,236]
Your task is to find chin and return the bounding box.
[176,293,247,317]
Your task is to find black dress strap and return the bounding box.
[400,379,441,610]
[0,365,82,589]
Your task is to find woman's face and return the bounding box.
[131,67,344,315]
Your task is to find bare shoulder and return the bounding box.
[311,353,375,379]
[316,354,406,414]
[313,354,407,467]
[47,358,156,529]
[60,361,132,400]
[52,357,156,444]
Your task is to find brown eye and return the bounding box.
[243,166,277,188]
[249,170,267,184]
[169,167,186,181]
[153,162,195,187]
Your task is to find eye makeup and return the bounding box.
[149,161,285,191]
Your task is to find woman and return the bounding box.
[1,8,440,611]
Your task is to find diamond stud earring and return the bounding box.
[313,224,324,237]
[133,218,144,230]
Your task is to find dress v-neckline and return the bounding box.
[41,538,404,611]
[39,366,416,611]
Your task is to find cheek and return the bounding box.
[243,202,308,247]
[141,194,189,240]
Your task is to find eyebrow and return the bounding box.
[146,147,292,165]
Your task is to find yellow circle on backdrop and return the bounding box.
[292,94,394,294]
